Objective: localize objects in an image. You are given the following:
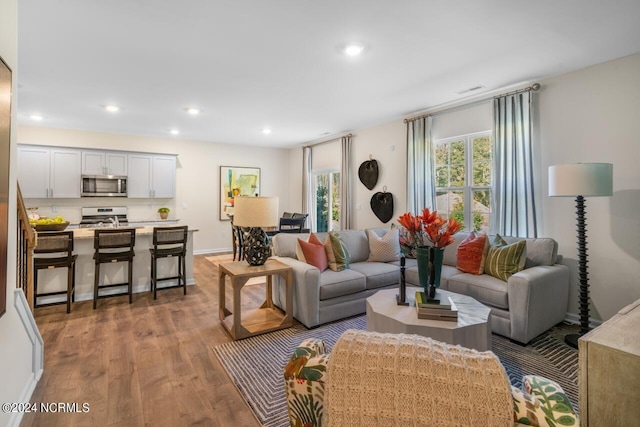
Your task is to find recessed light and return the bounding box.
[30,115,43,121]
[186,108,200,115]
[169,129,180,135]
[343,43,364,56]
[105,105,119,113]
[262,128,272,135]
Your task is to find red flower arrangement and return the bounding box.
[397,208,462,252]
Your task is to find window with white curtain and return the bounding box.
[434,131,492,232]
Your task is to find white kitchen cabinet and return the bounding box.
[127,153,176,198]
[18,145,81,198]
[81,150,128,176]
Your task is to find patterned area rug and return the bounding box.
[213,316,579,427]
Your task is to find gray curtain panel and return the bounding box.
[340,135,353,230]
[406,116,436,214]
[302,146,315,232]
[493,91,538,237]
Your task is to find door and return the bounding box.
[50,148,81,198]
[17,146,50,198]
[127,154,153,197]
[152,155,176,198]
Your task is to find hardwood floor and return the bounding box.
[21,255,264,427]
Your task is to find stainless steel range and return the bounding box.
[79,207,129,228]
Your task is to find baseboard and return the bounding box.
[563,312,603,329]
[9,290,44,427]
[194,248,231,255]
[36,279,196,305]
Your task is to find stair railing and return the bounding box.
[16,183,36,312]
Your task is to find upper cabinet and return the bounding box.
[127,154,176,198]
[18,146,82,198]
[81,150,127,176]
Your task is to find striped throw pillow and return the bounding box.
[484,235,526,281]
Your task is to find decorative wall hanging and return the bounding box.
[358,155,379,190]
[370,186,393,223]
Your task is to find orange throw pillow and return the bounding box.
[456,232,488,275]
[297,233,328,271]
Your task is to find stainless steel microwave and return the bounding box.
[81,175,127,197]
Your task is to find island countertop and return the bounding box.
[34,225,198,306]
[68,225,199,240]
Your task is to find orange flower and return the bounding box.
[397,208,461,249]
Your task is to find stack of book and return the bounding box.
[415,291,458,321]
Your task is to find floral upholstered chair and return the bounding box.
[284,330,579,427]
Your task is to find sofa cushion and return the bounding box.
[503,236,558,267]
[485,236,526,281]
[404,264,462,290]
[273,232,310,258]
[456,232,489,275]
[324,232,350,272]
[297,234,328,271]
[442,232,469,266]
[447,273,509,310]
[336,230,370,263]
[319,269,366,300]
[366,228,401,262]
[349,262,400,290]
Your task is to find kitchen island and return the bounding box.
[34,225,197,306]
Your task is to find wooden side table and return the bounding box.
[218,259,293,340]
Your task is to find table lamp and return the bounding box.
[548,163,613,349]
[233,196,279,266]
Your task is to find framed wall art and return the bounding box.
[0,56,12,318]
[219,166,261,220]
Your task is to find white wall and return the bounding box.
[17,127,294,254]
[1,0,41,426]
[538,53,640,321]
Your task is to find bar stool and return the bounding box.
[149,226,188,299]
[33,231,77,313]
[93,228,136,309]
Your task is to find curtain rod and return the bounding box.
[404,83,541,123]
[302,133,352,148]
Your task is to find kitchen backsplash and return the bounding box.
[24,198,175,223]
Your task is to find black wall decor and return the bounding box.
[358,156,379,190]
[370,187,393,223]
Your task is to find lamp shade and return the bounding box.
[233,196,279,228]
[549,163,613,197]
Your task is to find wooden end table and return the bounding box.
[218,259,293,340]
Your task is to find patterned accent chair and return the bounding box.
[284,330,579,427]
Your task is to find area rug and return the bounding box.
[213,316,579,427]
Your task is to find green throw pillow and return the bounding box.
[484,235,526,281]
[324,232,350,271]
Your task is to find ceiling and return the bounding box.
[17,0,640,148]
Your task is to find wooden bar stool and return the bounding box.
[149,226,188,299]
[93,228,136,309]
[33,231,77,313]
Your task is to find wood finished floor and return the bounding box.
[21,255,264,427]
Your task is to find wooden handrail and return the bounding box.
[16,183,36,312]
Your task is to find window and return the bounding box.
[434,131,492,232]
[313,170,341,232]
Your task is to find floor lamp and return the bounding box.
[548,163,613,349]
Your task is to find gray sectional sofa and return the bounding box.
[270,228,570,344]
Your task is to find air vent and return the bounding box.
[457,85,485,95]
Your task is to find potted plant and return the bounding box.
[158,207,170,220]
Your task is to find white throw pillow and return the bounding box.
[367,228,400,262]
